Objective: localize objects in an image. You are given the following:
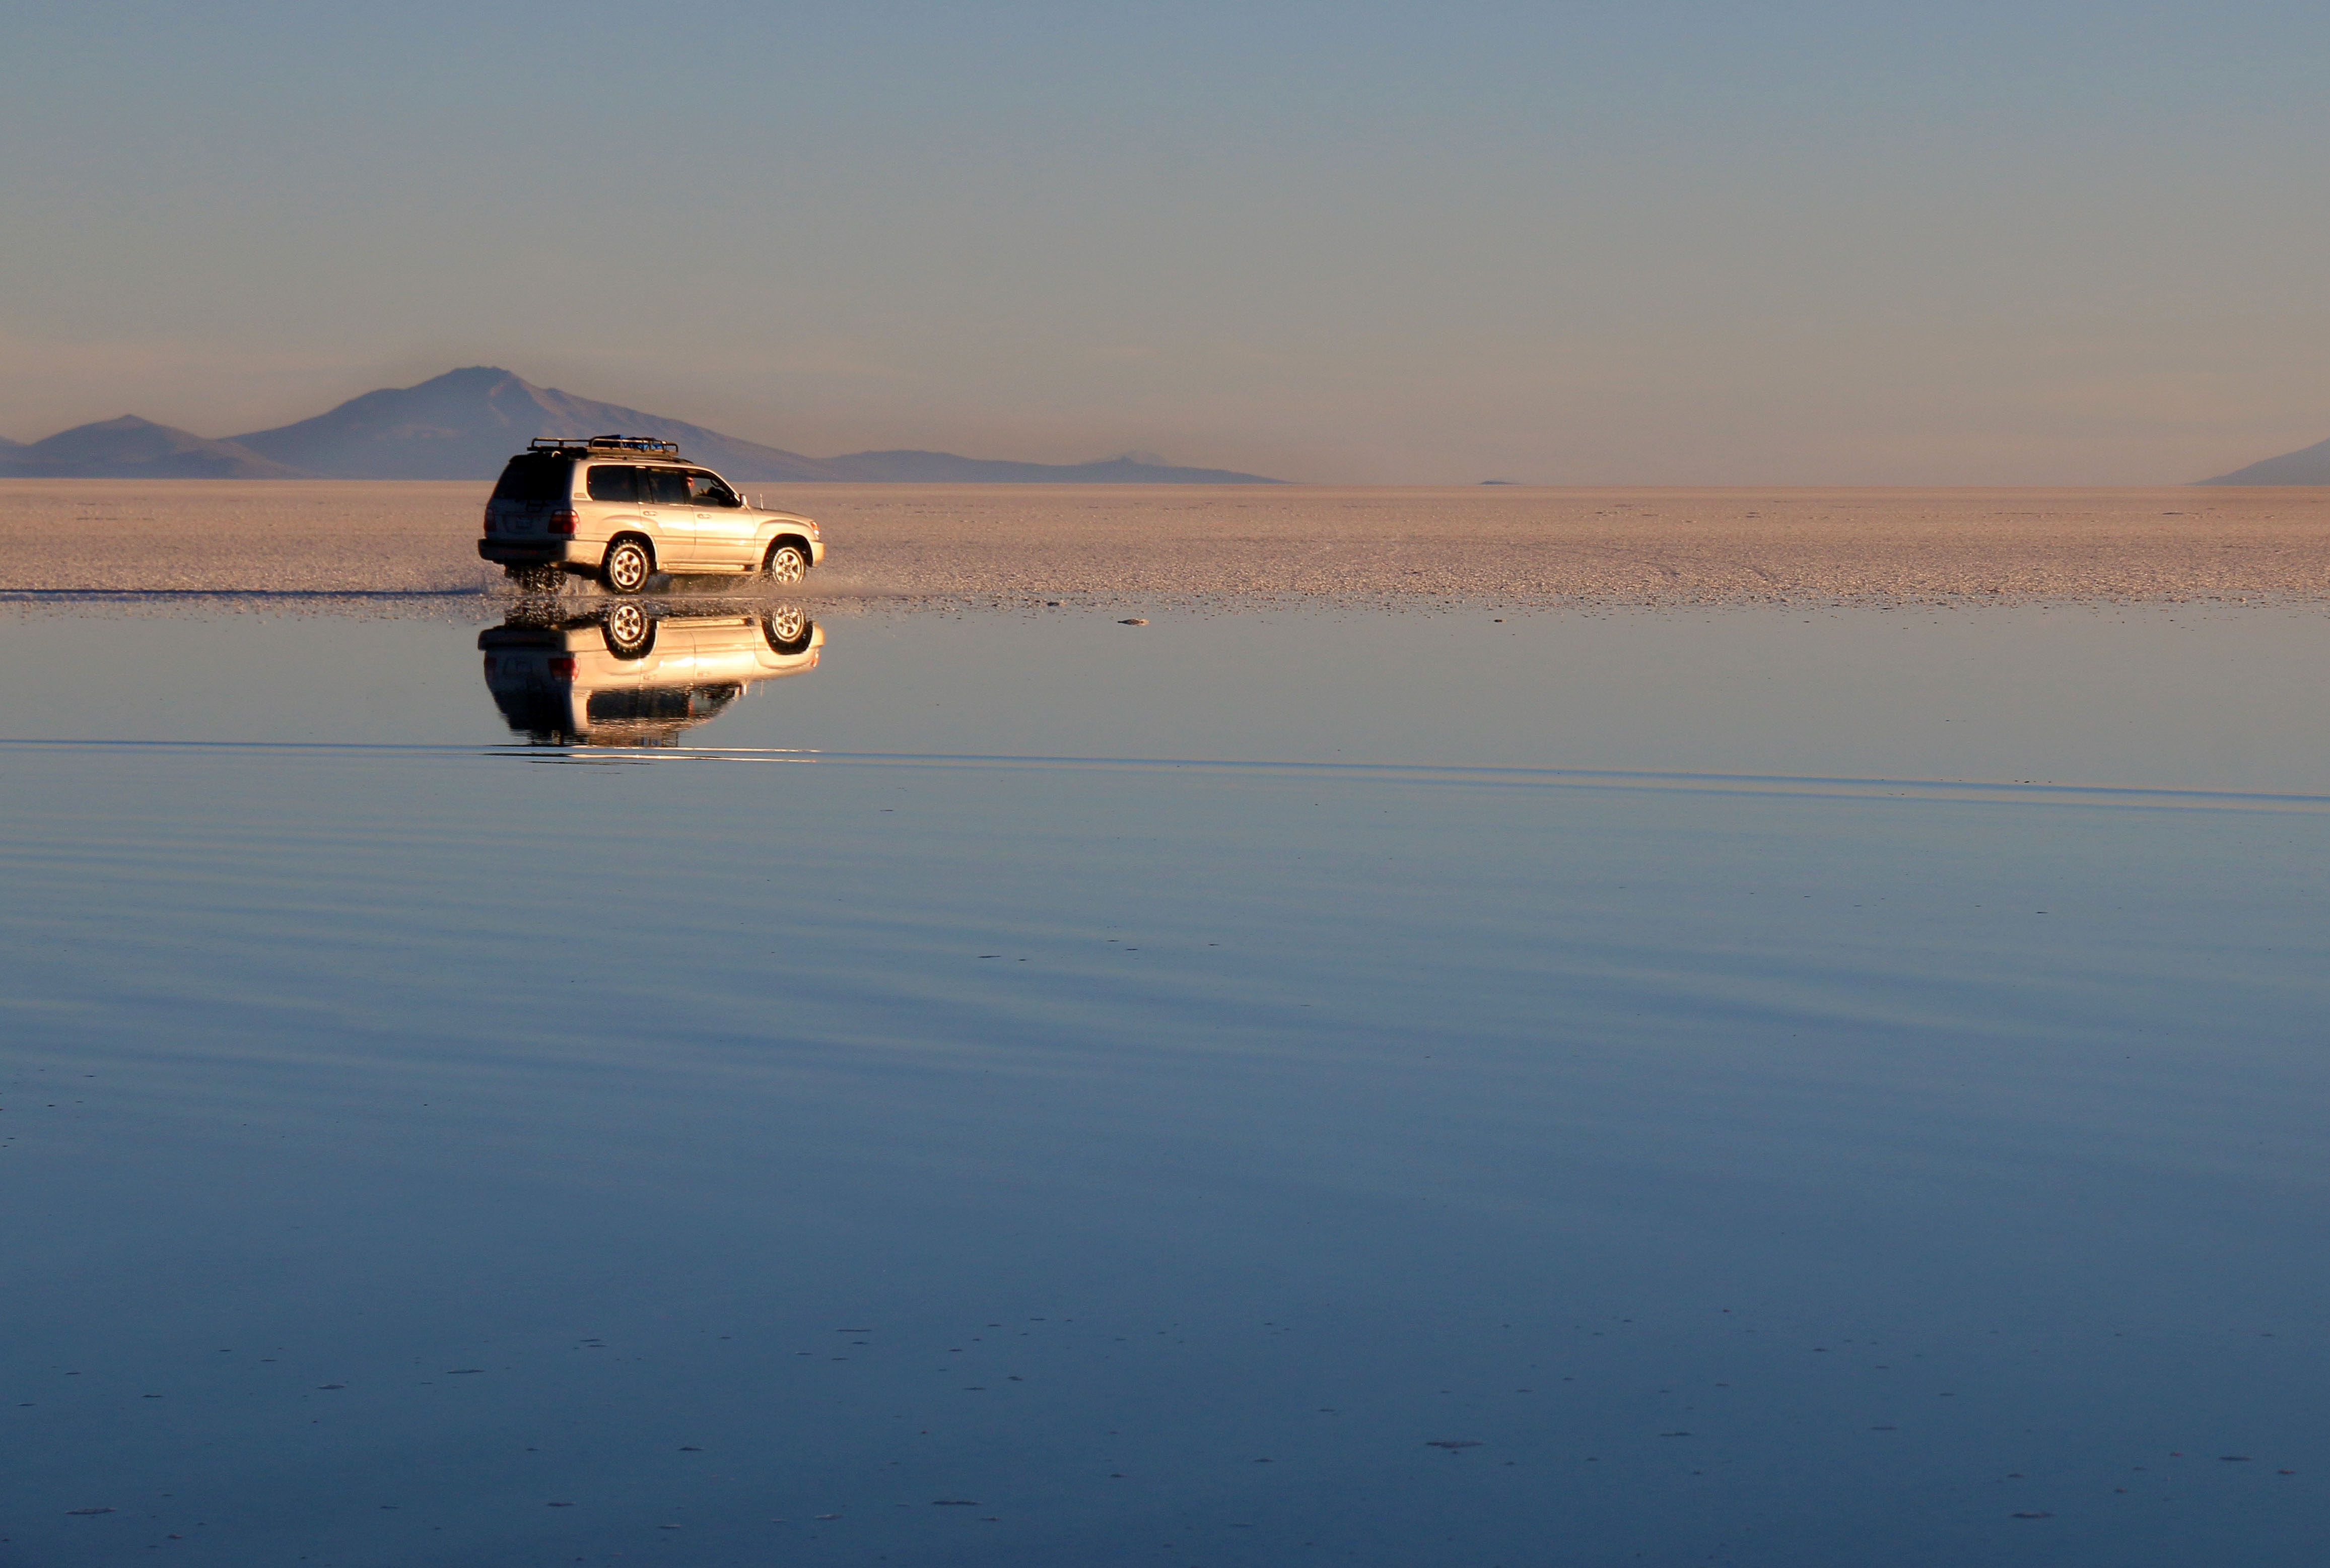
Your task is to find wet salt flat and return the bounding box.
[5,599,2329,787]
[4,598,2328,1566]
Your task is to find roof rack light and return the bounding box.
[527,434,682,458]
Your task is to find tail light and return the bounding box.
[548,656,578,678]
[549,510,578,535]
[482,507,495,533]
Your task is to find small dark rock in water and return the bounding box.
[1659,1431,1692,1438]
[546,1502,573,1509]
[65,1508,114,1516]
[446,1369,484,1375]
[1119,618,1148,626]
[2220,1456,2252,1462]
[932,1499,979,1506]
[658,1523,681,1530]
[1425,1440,1481,1451]
[2010,1512,2054,1520]
[679,1446,702,1452]
[316,1384,344,1391]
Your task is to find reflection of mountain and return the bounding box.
[480,602,823,746]
[0,415,300,478]
[2200,436,2330,486]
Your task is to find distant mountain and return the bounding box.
[233,367,841,481]
[2199,436,2330,485]
[0,416,300,479]
[4,367,1284,482]
[818,449,1278,484]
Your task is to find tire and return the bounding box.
[601,538,653,594]
[601,601,656,658]
[762,542,808,585]
[762,606,813,654]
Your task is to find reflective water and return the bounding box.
[3,599,2326,1566]
[4,598,2326,786]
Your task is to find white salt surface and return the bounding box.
[5,481,2328,605]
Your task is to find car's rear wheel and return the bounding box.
[763,542,808,585]
[602,538,653,594]
[601,602,656,658]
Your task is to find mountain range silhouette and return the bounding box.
[0,367,1280,483]
[2198,435,2330,486]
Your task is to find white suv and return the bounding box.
[478,436,825,592]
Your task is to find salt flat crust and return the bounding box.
[3,482,2325,606]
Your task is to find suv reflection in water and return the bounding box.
[479,601,822,746]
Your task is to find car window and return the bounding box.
[686,470,740,508]
[491,455,574,503]
[589,687,690,723]
[585,464,639,502]
[642,468,693,506]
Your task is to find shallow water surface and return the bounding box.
[2,598,2326,786]
[3,600,2326,1566]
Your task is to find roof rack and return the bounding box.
[527,435,683,458]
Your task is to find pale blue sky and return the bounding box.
[5,2,2326,480]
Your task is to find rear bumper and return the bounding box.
[479,538,590,567]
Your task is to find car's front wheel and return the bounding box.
[602,539,653,594]
[763,542,808,585]
[762,606,812,654]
